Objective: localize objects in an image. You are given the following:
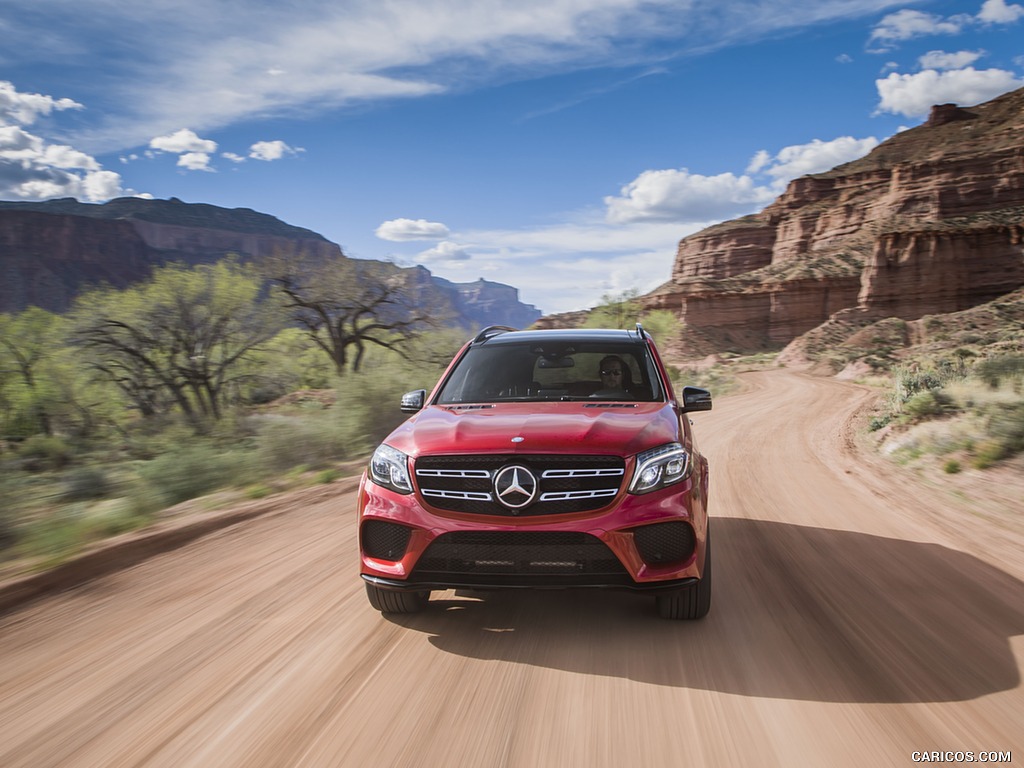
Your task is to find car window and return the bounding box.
[435,341,662,403]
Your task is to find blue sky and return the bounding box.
[2,1,1022,314]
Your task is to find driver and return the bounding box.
[596,355,632,395]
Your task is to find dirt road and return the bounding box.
[1,369,1021,767]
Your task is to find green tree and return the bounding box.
[584,289,642,330]
[73,260,280,430]
[262,252,432,376]
[638,309,680,343]
[0,307,66,436]
[583,289,680,343]
[245,327,336,403]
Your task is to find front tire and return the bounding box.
[655,529,712,620]
[365,583,429,614]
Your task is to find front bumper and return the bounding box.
[358,468,709,590]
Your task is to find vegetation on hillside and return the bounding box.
[0,260,459,575]
[869,354,1024,473]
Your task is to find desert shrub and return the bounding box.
[869,415,891,431]
[83,499,147,537]
[119,477,171,518]
[333,360,438,456]
[18,506,92,567]
[985,402,1024,455]
[974,355,1024,391]
[18,435,74,471]
[891,366,944,407]
[255,416,349,474]
[245,484,272,499]
[59,466,110,501]
[316,468,341,484]
[903,390,953,420]
[137,443,248,506]
[942,459,961,474]
[971,440,1006,469]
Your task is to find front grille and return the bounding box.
[415,454,625,516]
[362,520,413,561]
[410,530,631,586]
[633,521,695,566]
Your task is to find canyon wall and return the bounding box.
[640,89,1024,356]
[0,199,540,329]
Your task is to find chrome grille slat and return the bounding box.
[416,469,492,478]
[422,489,493,501]
[541,468,624,478]
[538,488,618,501]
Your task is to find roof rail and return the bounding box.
[635,322,647,339]
[473,325,519,343]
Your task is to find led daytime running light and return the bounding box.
[629,443,690,494]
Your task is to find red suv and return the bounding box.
[357,325,713,619]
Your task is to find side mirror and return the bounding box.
[680,386,712,413]
[400,389,426,413]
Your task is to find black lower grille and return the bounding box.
[362,520,413,561]
[633,521,695,565]
[410,530,631,586]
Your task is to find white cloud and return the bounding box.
[918,50,984,70]
[868,10,967,48]
[746,150,771,174]
[40,144,101,171]
[222,152,246,163]
[869,2,1023,52]
[0,80,82,126]
[2,1,927,152]
[376,218,452,241]
[176,151,214,171]
[415,240,473,262]
[978,0,1024,23]
[876,67,1024,117]
[0,83,133,202]
[149,128,217,154]
[604,168,774,225]
[750,136,880,186]
[0,124,40,152]
[82,170,127,200]
[148,129,219,171]
[249,139,302,161]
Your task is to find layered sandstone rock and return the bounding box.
[0,198,540,329]
[644,87,1024,357]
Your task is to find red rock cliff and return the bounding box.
[646,88,1024,355]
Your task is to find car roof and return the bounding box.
[472,327,646,346]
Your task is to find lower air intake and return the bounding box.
[362,520,413,561]
[633,521,695,566]
[411,530,631,586]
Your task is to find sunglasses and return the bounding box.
[601,369,622,375]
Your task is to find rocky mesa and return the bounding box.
[641,87,1024,359]
[0,197,541,329]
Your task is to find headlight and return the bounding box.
[369,444,413,494]
[629,442,690,494]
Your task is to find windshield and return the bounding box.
[435,341,664,404]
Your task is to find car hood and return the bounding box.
[384,401,680,458]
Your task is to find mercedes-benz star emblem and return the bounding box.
[493,465,538,510]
